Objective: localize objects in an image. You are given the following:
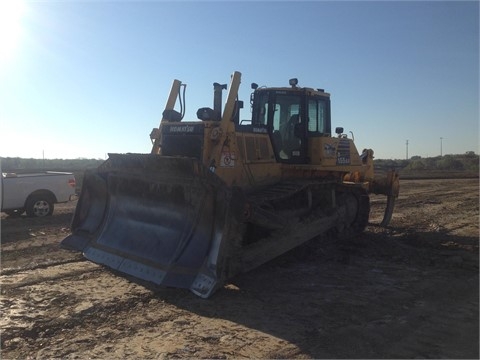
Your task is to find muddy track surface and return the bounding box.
[1,179,478,359]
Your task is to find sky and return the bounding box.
[0,0,478,160]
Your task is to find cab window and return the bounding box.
[307,98,328,134]
[269,94,303,160]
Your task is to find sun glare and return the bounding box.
[0,0,27,66]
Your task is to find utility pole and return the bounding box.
[440,137,444,156]
[406,140,409,160]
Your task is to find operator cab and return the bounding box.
[250,79,331,164]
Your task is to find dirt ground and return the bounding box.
[1,178,478,359]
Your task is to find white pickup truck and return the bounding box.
[1,171,77,217]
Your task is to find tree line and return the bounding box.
[1,152,478,177]
[0,157,105,173]
[375,152,478,173]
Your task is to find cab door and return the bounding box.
[268,91,308,164]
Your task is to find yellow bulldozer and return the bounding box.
[62,71,399,298]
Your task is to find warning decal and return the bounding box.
[220,152,236,167]
[336,139,351,165]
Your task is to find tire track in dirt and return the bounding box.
[1,260,100,290]
[1,267,157,352]
[1,253,86,276]
[1,214,75,273]
[2,251,294,359]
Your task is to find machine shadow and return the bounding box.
[1,211,74,244]
[135,229,479,358]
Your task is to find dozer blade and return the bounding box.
[62,154,240,298]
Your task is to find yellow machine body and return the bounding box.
[63,71,399,298]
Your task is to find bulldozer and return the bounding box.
[62,71,399,298]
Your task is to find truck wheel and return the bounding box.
[26,195,54,217]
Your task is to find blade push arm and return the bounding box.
[151,79,182,154]
[208,71,242,169]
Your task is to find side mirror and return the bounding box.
[335,127,344,135]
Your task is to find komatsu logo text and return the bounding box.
[168,125,195,133]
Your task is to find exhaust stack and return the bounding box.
[213,82,227,120]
